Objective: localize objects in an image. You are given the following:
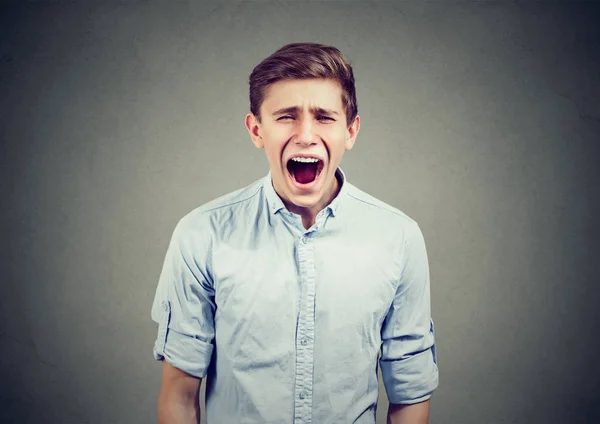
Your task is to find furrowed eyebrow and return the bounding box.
[271,106,340,116]
[313,107,339,116]
[272,106,300,116]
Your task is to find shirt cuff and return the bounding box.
[380,347,439,404]
[153,301,213,379]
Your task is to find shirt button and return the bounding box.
[162,302,168,311]
[300,338,308,346]
[301,236,309,244]
[299,391,306,400]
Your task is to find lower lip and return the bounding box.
[287,165,324,192]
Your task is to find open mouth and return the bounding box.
[286,157,325,186]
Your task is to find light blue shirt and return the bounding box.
[151,168,438,423]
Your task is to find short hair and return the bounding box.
[249,42,358,127]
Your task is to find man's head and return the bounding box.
[248,43,358,127]
[245,42,360,217]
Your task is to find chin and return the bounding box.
[287,193,322,209]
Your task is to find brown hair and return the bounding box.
[249,42,358,127]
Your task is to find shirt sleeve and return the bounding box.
[380,221,439,405]
[151,215,216,379]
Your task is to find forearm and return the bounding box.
[387,399,431,424]
[158,389,200,424]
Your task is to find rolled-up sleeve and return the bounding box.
[151,215,216,379]
[380,221,439,405]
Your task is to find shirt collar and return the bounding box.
[263,167,348,217]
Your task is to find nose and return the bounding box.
[295,116,318,146]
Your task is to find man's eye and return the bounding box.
[317,116,334,122]
[277,115,294,121]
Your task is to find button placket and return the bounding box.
[293,232,316,423]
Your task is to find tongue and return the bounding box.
[294,162,318,184]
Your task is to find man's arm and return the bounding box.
[158,360,202,424]
[387,400,431,424]
[152,217,217,423]
[380,222,438,420]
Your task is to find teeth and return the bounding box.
[291,157,320,163]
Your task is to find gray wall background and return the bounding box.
[1,1,599,423]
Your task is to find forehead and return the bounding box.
[261,78,343,112]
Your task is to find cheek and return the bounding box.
[326,134,349,156]
[265,144,284,164]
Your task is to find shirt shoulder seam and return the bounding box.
[187,181,264,218]
[346,190,417,226]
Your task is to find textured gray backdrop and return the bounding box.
[1,1,599,423]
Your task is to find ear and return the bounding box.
[344,115,360,150]
[245,113,264,149]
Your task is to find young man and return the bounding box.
[151,42,438,424]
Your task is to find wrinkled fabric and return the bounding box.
[151,168,438,424]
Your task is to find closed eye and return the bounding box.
[317,116,335,122]
[276,115,335,122]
